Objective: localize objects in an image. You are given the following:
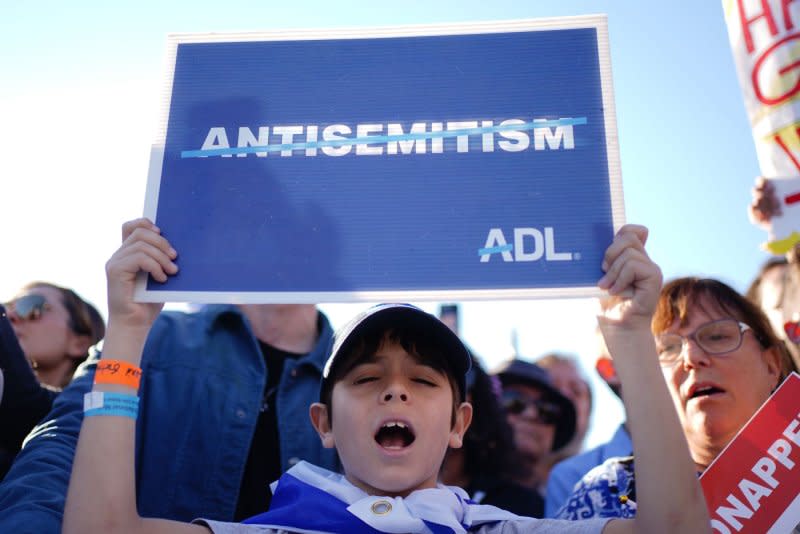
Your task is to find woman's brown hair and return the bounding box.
[21,281,105,352]
[653,277,797,379]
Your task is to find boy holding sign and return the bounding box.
[62,219,710,533]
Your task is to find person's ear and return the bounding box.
[65,334,92,360]
[448,401,473,448]
[309,402,336,449]
[762,345,783,391]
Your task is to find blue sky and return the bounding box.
[0,1,768,446]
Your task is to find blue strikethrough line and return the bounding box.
[478,244,514,256]
[180,117,588,158]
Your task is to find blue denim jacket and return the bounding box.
[0,305,338,532]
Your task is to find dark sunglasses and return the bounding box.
[5,294,49,321]
[501,390,562,424]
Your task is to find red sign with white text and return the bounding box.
[700,372,800,533]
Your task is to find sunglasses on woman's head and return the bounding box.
[501,390,562,424]
[5,294,49,321]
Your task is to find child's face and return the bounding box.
[310,339,472,497]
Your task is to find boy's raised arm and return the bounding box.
[596,225,710,534]
[63,218,206,534]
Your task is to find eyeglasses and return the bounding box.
[501,390,562,424]
[655,318,752,367]
[5,294,50,321]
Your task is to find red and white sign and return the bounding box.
[723,1,800,253]
[700,372,800,533]
[723,1,800,176]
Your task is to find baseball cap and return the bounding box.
[320,303,472,402]
[494,358,577,452]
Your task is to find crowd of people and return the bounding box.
[0,178,797,532]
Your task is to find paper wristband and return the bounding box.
[93,359,142,389]
[83,391,139,420]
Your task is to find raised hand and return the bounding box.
[595,226,712,534]
[105,218,178,331]
[597,224,662,331]
[748,176,781,227]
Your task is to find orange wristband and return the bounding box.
[94,359,142,390]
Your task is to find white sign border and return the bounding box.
[137,15,624,304]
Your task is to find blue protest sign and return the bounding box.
[138,16,624,303]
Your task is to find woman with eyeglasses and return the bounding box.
[555,276,797,520]
[0,282,105,479]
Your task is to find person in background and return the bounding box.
[440,355,544,517]
[748,176,800,371]
[535,354,592,458]
[556,277,793,520]
[493,358,576,503]
[545,321,632,517]
[0,283,105,480]
[0,220,338,532]
[536,353,592,460]
[745,257,800,375]
[437,304,545,516]
[438,303,460,335]
[745,256,788,326]
[6,282,105,389]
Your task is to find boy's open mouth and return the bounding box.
[375,421,416,449]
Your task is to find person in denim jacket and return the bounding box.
[0,220,338,532]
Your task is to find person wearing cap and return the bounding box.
[439,354,544,518]
[61,221,710,533]
[493,358,576,502]
[436,304,545,517]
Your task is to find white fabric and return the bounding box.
[196,461,610,534]
[197,517,612,534]
[271,461,519,533]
